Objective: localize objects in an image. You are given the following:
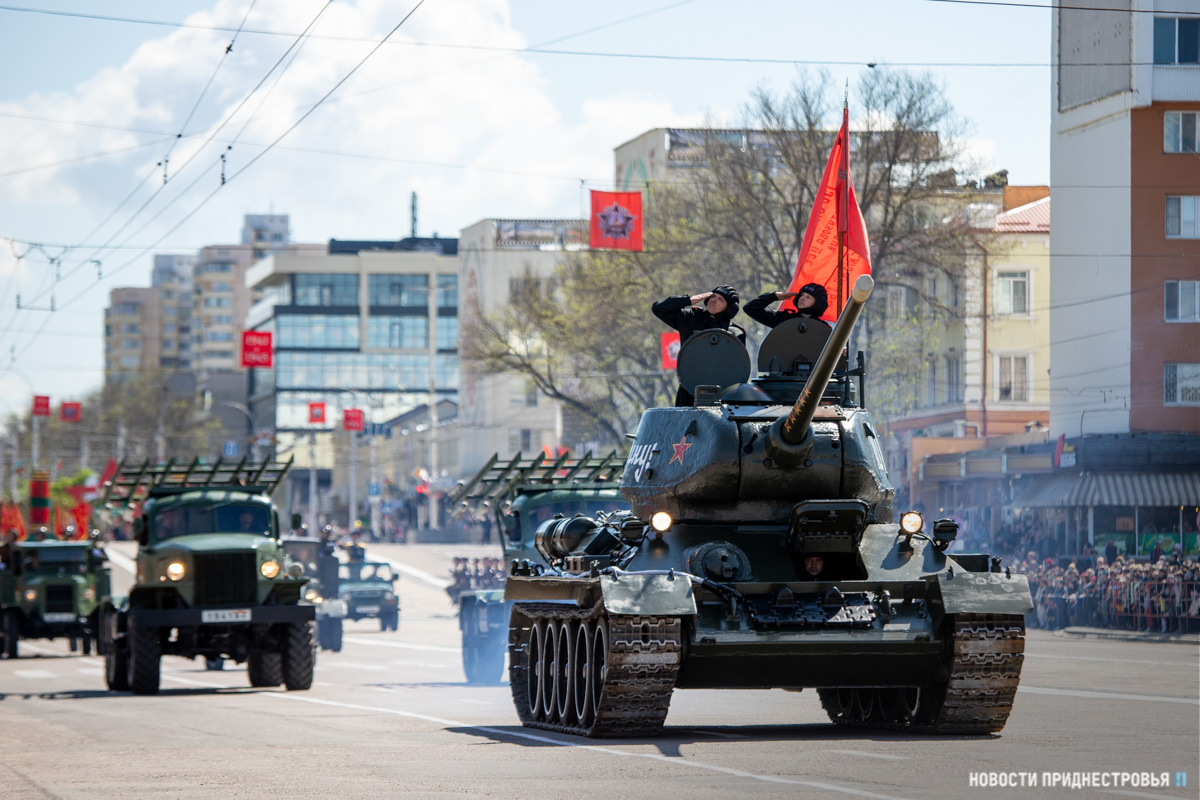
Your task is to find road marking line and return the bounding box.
[826,750,909,761]
[1019,686,1198,705]
[1027,653,1191,667]
[13,670,56,679]
[342,636,457,653]
[13,641,66,656]
[155,674,911,799]
[105,549,136,574]
[77,667,104,675]
[368,555,450,589]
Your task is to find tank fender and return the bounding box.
[930,570,1033,618]
[600,572,697,616]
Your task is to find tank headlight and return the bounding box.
[166,562,186,581]
[305,589,320,602]
[260,560,281,579]
[900,511,924,535]
[23,588,37,602]
[650,512,672,532]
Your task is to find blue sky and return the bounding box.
[0,0,1054,413]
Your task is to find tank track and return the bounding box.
[509,602,682,738]
[818,613,1025,734]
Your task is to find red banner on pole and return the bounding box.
[660,332,681,370]
[60,401,82,422]
[343,408,364,431]
[308,402,327,424]
[32,395,51,416]
[241,331,274,368]
[589,191,643,251]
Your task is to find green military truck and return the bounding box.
[1,538,111,658]
[448,452,627,684]
[337,560,400,630]
[97,458,316,695]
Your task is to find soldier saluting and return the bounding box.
[652,285,743,407]
[744,283,831,329]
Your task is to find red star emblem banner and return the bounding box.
[308,402,327,424]
[660,332,680,370]
[589,190,643,251]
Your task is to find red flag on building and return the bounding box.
[781,103,871,321]
[589,191,643,251]
[308,402,327,424]
[660,332,681,370]
[241,331,273,368]
[61,401,82,422]
[343,408,364,431]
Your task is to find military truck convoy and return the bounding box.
[447,452,627,684]
[96,457,316,694]
[502,275,1033,738]
[1,538,110,658]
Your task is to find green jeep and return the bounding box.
[97,458,315,695]
[338,561,399,631]
[448,452,627,684]
[0,539,111,659]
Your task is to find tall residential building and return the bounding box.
[457,218,589,474]
[244,237,459,521]
[1051,2,1200,436]
[103,287,163,381]
[150,254,196,370]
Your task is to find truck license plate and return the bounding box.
[201,609,251,623]
[357,605,380,614]
[43,612,76,623]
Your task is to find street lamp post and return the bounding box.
[219,402,260,461]
[308,432,318,533]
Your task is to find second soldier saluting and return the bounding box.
[744,283,830,329]
[653,285,743,407]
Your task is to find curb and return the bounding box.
[1054,627,1200,645]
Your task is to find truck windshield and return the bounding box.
[339,562,394,583]
[154,504,272,541]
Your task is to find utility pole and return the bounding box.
[308,432,318,532]
[348,427,357,534]
[429,386,439,530]
[368,431,379,540]
[31,414,40,471]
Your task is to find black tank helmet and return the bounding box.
[706,285,740,319]
[797,282,829,318]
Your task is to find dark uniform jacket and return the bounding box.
[744,292,830,329]
[651,296,745,343]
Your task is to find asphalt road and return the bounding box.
[1,542,1196,800]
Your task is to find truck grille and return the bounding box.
[45,584,75,614]
[192,553,257,607]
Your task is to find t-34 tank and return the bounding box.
[504,274,1033,738]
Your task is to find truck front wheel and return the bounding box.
[127,622,161,695]
[248,652,283,687]
[282,621,315,691]
[103,611,129,691]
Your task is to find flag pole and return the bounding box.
[836,90,849,315]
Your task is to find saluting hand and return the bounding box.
[775,291,799,300]
[691,292,713,305]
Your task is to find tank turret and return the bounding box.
[504,274,1032,739]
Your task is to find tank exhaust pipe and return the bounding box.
[768,274,874,454]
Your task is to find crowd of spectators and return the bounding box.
[992,521,1200,633]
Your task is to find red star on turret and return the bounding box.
[669,435,692,465]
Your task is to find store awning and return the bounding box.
[1012,472,1200,508]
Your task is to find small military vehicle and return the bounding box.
[504,275,1033,737]
[0,539,111,658]
[281,535,346,651]
[447,452,627,684]
[338,561,399,630]
[97,458,315,694]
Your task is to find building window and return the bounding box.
[367,315,427,349]
[945,355,962,403]
[998,355,1029,402]
[203,332,234,342]
[436,317,458,350]
[119,356,139,368]
[294,274,358,306]
[278,314,360,349]
[1164,111,1198,153]
[203,297,232,308]
[111,304,139,315]
[120,323,139,334]
[122,340,139,350]
[437,274,458,308]
[1166,280,1200,322]
[198,263,233,274]
[1154,17,1200,65]
[925,359,938,406]
[1166,196,1199,238]
[369,274,428,306]
[995,271,1029,315]
[1164,363,1200,405]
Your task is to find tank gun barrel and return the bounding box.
[777,274,874,446]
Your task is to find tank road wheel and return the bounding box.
[4,611,19,659]
[879,687,923,724]
[553,619,575,725]
[540,621,560,722]
[126,622,161,695]
[588,618,608,723]
[248,652,283,687]
[282,621,316,691]
[524,619,546,719]
[571,620,593,728]
[855,688,880,722]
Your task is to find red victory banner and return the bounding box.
[308,402,327,424]
[32,395,51,417]
[241,330,274,368]
[782,102,871,321]
[60,401,82,422]
[660,331,681,370]
[589,190,643,251]
[343,408,365,431]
